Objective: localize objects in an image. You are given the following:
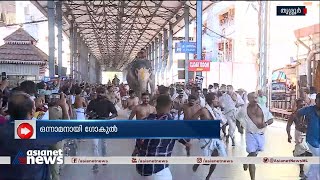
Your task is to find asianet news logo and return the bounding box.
[13,149,64,165]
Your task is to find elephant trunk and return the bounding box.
[139,80,148,96]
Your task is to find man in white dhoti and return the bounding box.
[219,85,238,146]
[234,89,245,134]
[191,93,227,180]
[236,92,274,180]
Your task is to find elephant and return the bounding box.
[125,59,155,97]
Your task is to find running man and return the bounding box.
[219,85,238,146]
[133,95,191,180]
[191,93,227,180]
[172,90,188,120]
[297,93,320,180]
[236,92,274,180]
[180,94,201,156]
[286,99,312,179]
[125,90,139,118]
[129,92,156,120]
[195,87,206,107]
[86,87,118,172]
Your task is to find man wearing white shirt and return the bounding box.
[219,85,238,146]
[235,90,245,134]
[236,92,274,180]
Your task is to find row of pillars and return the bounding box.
[144,2,203,86]
[145,20,173,86]
[144,1,268,91]
[47,1,101,83]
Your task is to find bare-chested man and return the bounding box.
[125,90,139,117]
[173,90,188,120]
[129,92,156,120]
[73,86,87,120]
[236,92,274,180]
[191,93,227,180]
[150,85,169,106]
[182,95,201,121]
[126,90,139,109]
[180,94,202,156]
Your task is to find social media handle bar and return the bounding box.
[14,120,220,139]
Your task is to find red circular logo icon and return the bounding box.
[17,123,34,139]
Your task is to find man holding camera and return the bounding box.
[0,92,67,180]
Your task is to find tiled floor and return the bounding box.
[60,109,305,180]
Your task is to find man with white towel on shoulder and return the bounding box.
[236,92,274,180]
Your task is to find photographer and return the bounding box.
[0,93,63,180]
[33,95,49,120]
[48,92,70,180]
[48,93,70,120]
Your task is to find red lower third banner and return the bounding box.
[188,60,211,71]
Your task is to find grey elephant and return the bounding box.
[125,59,155,97]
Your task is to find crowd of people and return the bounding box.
[0,77,319,180]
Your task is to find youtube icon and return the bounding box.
[17,123,34,139]
[14,120,36,139]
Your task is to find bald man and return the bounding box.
[236,92,274,180]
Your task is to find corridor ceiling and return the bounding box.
[32,1,215,71]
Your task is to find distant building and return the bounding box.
[0,28,47,86]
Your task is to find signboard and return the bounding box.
[173,37,194,41]
[175,41,196,53]
[188,60,210,71]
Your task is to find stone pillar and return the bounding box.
[47,0,55,77]
[56,1,63,76]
